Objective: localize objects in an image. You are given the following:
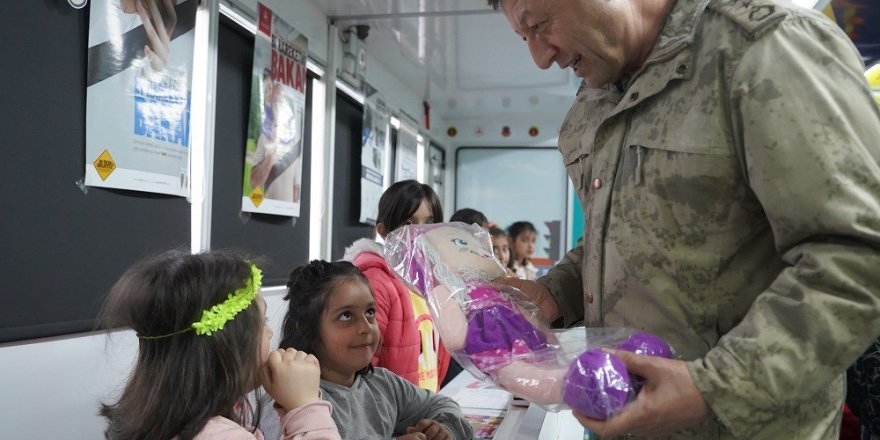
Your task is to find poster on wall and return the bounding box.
[360,86,390,224]
[85,0,198,196]
[241,3,309,217]
[394,124,418,182]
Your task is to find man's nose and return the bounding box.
[528,36,557,70]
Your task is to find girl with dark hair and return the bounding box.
[341,180,451,392]
[98,249,340,440]
[280,260,471,440]
[507,221,538,280]
[489,225,516,277]
[448,208,488,229]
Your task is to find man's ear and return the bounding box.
[377,223,389,239]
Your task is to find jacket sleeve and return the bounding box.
[536,243,585,327]
[687,15,880,439]
[362,266,395,367]
[384,370,474,440]
[437,340,451,385]
[277,401,341,440]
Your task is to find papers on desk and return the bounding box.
[453,381,512,439]
[452,381,512,411]
[464,411,505,440]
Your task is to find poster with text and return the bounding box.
[85,0,197,196]
[241,3,308,217]
[359,87,390,224]
[394,124,418,182]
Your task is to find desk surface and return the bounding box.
[440,370,589,440]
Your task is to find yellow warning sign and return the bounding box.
[250,187,265,207]
[93,149,116,181]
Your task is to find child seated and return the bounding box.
[280,260,473,440]
[98,249,340,439]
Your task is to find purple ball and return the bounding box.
[616,332,673,358]
[563,349,633,420]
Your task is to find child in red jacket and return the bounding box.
[343,180,451,392]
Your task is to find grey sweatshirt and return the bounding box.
[320,367,472,440]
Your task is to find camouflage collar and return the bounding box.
[577,0,710,96]
[647,0,712,63]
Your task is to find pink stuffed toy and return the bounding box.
[384,222,673,419]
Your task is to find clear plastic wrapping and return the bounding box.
[385,222,674,419]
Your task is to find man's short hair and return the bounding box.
[487,0,501,11]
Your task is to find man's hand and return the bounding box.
[406,419,452,440]
[494,277,561,322]
[574,350,710,438]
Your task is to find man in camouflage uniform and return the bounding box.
[489,0,880,438]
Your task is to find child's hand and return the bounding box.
[406,419,452,440]
[263,348,321,412]
[395,433,426,440]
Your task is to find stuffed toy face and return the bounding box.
[420,225,507,283]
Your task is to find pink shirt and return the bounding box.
[193,401,340,440]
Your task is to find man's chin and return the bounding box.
[578,71,616,90]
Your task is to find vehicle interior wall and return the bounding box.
[2,0,874,437]
[0,1,442,437]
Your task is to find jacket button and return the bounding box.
[676,63,688,74]
[586,292,594,303]
[592,178,602,189]
[629,92,639,101]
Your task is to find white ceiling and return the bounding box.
[310,0,579,120]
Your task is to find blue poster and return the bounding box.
[85,0,197,196]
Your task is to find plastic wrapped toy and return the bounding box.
[384,222,673,419]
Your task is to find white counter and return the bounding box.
[440,370,591,440]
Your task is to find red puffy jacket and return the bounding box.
[344,239,450,390]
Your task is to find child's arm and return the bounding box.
[264,349,341,439]
[276,401,341,440]
[381,369,473,440]
[263,349,322,411]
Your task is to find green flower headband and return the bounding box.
[139,263,263,339]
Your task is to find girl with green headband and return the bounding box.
[98,249,341,439]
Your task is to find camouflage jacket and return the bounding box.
[537,0,880,438]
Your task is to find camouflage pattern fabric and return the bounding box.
[537,0,880,438]
[849,339,880,440]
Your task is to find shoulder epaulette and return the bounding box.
[708,0,789,40]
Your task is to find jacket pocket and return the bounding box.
[612,141,744,278]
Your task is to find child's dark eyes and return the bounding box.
[339,308,376,321]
